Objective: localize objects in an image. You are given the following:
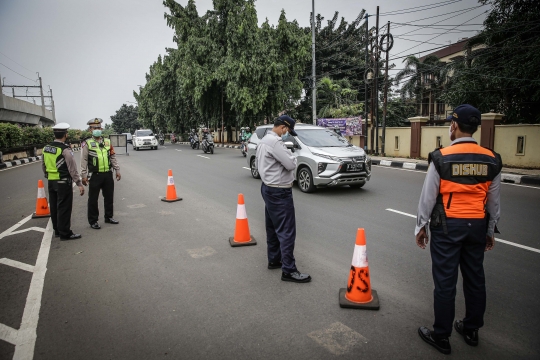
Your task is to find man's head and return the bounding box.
[273,115,298,137]
[52,122,70,141]
[87,118,103,138]
[446,104,481,141]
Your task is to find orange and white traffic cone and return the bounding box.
[160,169,182,202]
[229,193,257,247]
[32,179,51,219]
[339,228,379,310]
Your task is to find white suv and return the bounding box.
[133,129,158,150]
[247,124,371,193]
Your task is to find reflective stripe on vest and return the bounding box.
[87,138,111,173]
[43,143,69,180]
[432,142,502,219]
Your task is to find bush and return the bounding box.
[39,127,54,144]
[0,123,23,149]
[21,126,42,145]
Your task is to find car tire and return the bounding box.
[298,167,316,193]
[250,158,260,179]
[349,183,365,189]
[134,146,138,151]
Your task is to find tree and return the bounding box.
[110,104,139,133]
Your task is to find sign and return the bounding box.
[317,117,363,136]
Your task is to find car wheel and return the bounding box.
[134,146,138,151]
[349,183,365,189]
[250,158,260,179]
[298,167,315,193]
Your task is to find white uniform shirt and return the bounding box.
[256,130,297,186]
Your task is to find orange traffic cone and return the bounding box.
[229,193,257,247]
[339,228,379,310]
[160,169,182,202]
[32,180,51,219]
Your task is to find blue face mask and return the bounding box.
[92,129,102,137]
[281,130,289,140]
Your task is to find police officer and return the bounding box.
[415,104,502,355]
[256,115,311,283]
[80,118,121,229]
[42,123,84,240]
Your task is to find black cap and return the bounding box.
[446,104,481,125]
[276,115,297,136]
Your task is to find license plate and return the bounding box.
[144,142,150,145]
[347,163,363,172]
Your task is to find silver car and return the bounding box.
[246,124,371,193]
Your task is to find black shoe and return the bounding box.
[54,231,60,238]
[281,271,311,283]
[454,320,478,346]
[268,261,282,269]
[104,218,119,224]
[90,222,101,229]
[418,327,451,355]
[60,233,82,241]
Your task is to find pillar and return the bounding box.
[480,112,503,150]
[409,116,428,158]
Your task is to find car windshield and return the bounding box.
[295,129,350,147]
[136,130,153,137]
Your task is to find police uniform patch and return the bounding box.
[44,145,57,154]
[452,163,488,176]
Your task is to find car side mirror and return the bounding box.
[284,141,294,149]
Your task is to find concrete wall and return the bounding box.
[420,126,481,158]
[494,125,540,168]
[0,94,54,126]
[383,127,411,158]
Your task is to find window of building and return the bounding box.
[516,136,525,155]
[395,136,399,150]
[436,136,442,148]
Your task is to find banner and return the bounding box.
[317,117,363,136]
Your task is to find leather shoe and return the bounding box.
[54,231,60,238]
[281,271,311,283]
[454,320,478,346]
[268,261,282,269]
[418,327,451,355]
[104,218,119,224]
[90,222,101,229]
[60,233,82,241]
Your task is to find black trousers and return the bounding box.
[260,183,297,273]
[430,218,487,338]
[48,179,73,237]
[88,171,114,224]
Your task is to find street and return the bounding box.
[1,143,539,359]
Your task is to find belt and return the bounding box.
[265,183,293,188]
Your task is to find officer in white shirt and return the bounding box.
[256,115,311,283]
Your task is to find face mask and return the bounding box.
[281,131,289,140]
[92,129,102,137]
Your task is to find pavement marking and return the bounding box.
[0,161,41,172]
[0,214,33,240]
[9,227,46,235]
[307,322,368,356]
[176,149,182,151]
[379,160,392,166]
[0,323,18,346]
[385,209,540,254]
[0,258,35,273]
[403,162,417,170]
[242,167,251,170]
[372,164,426,174]
[501,182,540,190]
[186,246,216,258]
[127,204,146,209]
[158,210,174,215]
[197,155,210,159]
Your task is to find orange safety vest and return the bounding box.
[430,141,502,219]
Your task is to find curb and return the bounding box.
[372,159,539,186]
[0,156,43,170]
[179,142,241,149]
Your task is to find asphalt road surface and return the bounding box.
[0,143,539,360]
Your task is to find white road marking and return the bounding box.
[176,149,182,151]
[372,165,425,174]
[242,167,250,170]
[0,214,33,240]
[197,155,210,159]
[0,161,41,172]
[0,323,18,345]
[9,227,46,235]
[0,258,35,273]
[385,209,540,254]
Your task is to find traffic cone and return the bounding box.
[160,169,182,202]
[339,228,379,310]
[229,193,257,247]
[32,180,51,219]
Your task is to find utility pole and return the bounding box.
[311,0,317,125]
[364,14,369,151]
[38,74,45,116]
[221,90,224,144]
[374,6,380,155]
[382,21,390,156]
[49,87,56,122]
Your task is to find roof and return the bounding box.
[420,38,469,62]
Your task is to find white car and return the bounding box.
[133,129,158,150]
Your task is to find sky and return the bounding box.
[0,0,487,130]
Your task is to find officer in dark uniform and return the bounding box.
[80,118,121,229]
[42,123,84,240]
[415,105,502,355]
[256,115,311,283]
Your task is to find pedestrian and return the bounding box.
[415,104,502,355]
[42,123,84,240]
[80,118,121,229]
[256,115,311,283]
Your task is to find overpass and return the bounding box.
[0,93,55,127]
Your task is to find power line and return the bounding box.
[379,0,462,16]
[0,51,36,75]
[0,62,37,83]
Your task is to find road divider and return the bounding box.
[385,208,540,254]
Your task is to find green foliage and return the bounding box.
[21,126,42,145]
[0,125,90,150]
[110,104,140,133]
[317,77,362,118]
[385,94,417,127]
[0,123,23,149]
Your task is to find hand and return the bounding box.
[82,178,88,186]
[78,185,85,196]
[416,226,429,249]
[485,235,495,251]
[116,171,121,181]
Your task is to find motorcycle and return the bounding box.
[170,133,177,144]
[240,140,247,157]
[158,135,165,146]
[201,133,214,154]
[190,134,199,149]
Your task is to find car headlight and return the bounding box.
[318,163,328,174]
[312,152,340,162]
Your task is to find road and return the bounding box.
[0,143,539,359]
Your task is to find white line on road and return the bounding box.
[0,258,35,273]
[176,149,182,151]
[197,155,210,159]
[9,227,46,235]
[0,214,33,240]
[385,208,540,254]
[242,167,250,170]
